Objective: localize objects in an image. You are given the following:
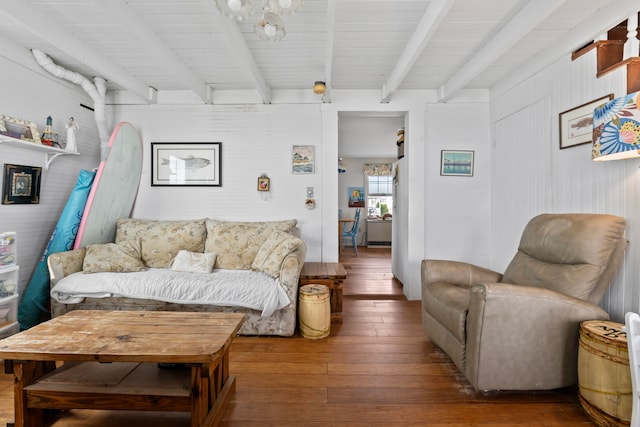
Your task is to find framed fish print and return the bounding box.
[151,142,222,186]
[559,94,613,149]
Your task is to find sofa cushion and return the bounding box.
[115,218,207,268]
[204,219,298,269]
[83,241,147,273]
[252,230,304,277]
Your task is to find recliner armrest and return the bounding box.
[465,281,609,391]
[421,259,502,291]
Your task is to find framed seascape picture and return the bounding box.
[559,94,613,149]
[2,164,42,204]
[440,150,474,177]
[292,145,314,174]
[151,142,221,186]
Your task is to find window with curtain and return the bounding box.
[363,163,393,217]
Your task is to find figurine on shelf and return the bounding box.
[65,116,78,152]
[41,116,54,146]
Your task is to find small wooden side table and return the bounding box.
[299,262,346,323]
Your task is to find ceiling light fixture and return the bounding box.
[254,11,286,42]
[268,0,303,15]
[216,0,301,42]
[313,81,326,94]
[215,0,252,21]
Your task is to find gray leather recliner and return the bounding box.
[421,213,627,391]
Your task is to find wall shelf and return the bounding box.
[0,135,78,169]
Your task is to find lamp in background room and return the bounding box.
[592,91,640,161]
[313,81,326,94]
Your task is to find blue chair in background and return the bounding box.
[342,208,361,255]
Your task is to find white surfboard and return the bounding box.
[74,122,143,249]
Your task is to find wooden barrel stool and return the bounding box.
[578,320,631,427]
[298,284,330,339]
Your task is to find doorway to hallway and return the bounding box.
[339,247,405,300]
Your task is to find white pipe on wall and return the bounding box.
[31,49,110,158]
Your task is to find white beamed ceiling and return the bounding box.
[0,0,635,104]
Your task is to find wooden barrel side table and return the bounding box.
[578,320,631,427]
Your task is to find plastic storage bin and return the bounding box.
[0,265,18,297]
[0,232,16,268]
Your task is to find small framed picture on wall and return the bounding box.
[440,150,474,177]
[292,145,315,174]
[257,176,270,191]
[2,164,42,204]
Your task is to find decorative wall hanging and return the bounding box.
[151,142,222,186]
[559,94,613,149]
[348,186,365,207]
[257,175,270,191]
[440,150,474,177]
[592,91,640,161]
[2,164,42,204]
[292,145,314,174]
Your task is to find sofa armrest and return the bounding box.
[465,282,609,391]
[47,248,86,287]
[278,244,307,299]
[421,259,502,291]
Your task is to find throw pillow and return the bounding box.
[252,230,304,277]
[204,219,298,269]
[170,250,217,273]
[83,240,147,273]
[115,218,207,268]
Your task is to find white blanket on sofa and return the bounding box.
[50,268,290,317]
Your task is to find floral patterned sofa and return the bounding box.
[47,218,306,336]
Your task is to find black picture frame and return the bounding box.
[2,164,42,204]
[559,94,614,149]
[151,142,222,187]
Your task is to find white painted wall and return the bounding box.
[490,49,635,322]
[111,90,477,300]
[424,102,492,266]
[109,103,325,262]
[0,55,102,297]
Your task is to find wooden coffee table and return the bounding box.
[0,310,245,427]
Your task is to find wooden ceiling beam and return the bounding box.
[208,2,271,104]
[438,0,567,102]
[322,0,336,103]
[0,0,156,104]
[492,0,640,99]
[381,0,455,103]
[91,0,212,104]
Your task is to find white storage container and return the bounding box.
[0,232,16,268]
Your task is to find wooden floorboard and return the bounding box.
[0,248,596,426]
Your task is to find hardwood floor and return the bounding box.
[0,248,595,426]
